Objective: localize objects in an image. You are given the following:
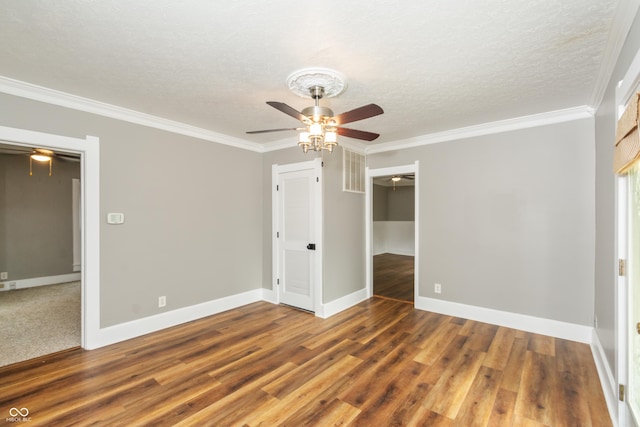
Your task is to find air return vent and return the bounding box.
[343,148,365,193]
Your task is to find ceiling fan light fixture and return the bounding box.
[31,154,51,162]
[29,149,54,176]
[298,132,312,153]
[30,149,53,162]
[298,131,310,143]
[391,176,402,182]
[325,130,337,144]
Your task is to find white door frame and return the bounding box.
[0,125,100,349]
[365,161,419,300]
[272,158,323,314]
[617,175,631,426]
[616,44,640,427]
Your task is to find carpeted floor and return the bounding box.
[0,281,80,367]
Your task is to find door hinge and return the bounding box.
[277,278,280,285]
[619,259,626,277]
[276,184,279,191]
[620,384,625,402]
[316,177,319,183]
[276,231,279,238]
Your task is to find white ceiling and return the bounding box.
[0,1,632,152]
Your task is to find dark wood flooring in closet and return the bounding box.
[374,252,414,303]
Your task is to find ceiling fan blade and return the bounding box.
[333,104,384,125]
[337,127,380,141]
[0,147,30,154]
[266,101,309,123]
[246,128,302,134]
[57,153,80,161]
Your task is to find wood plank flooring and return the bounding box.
[0,298,610,426]
[374,253,414,302]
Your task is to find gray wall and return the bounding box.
[261,146,366,304]
[373,184,388,221]
[373,184,415,221]
[368,119,596,326]
[388,186,415,221]
[594,8,640,374]
[0,153,80,280]
[322,147,365,302]
[0,92,263,327]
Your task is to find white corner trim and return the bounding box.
[261,287,277,304]
[590,0,640,110]
[415,296,593,344]
[366,106,594,154]
[0,76,262,153]
[591,330,619,427]
[317,288,368,319]
[0,273,81,291]
[86,289,265,350]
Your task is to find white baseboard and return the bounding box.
[317,288,368,319]
[415,296,593,343]
[261,287,277,304]
[387,249,416,257]
[0,273,81,291]
[591,330,619,427]
[86,289,265,349]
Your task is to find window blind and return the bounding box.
[614,92,640,175]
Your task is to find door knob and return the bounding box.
[637,322,640,335]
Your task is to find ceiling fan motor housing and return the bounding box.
[301,105,335,123]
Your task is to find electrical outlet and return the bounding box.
[0,272,7,280]
[9,282,16,290]
[158,296,166,308]
[434,283,442,294]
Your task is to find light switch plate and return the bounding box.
[107,213,125,224]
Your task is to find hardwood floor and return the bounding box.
[374,253,414,302]
[0,299,610,426]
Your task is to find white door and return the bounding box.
[274,160,322,312]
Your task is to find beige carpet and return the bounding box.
[0,281,80,367]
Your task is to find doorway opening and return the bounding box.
[366,162,419,305]
[0,142,81,366]
[0,125,100,354]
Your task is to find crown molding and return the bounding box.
[365,105,594,155]
[0,76,596,157]
[589,0,640,109]
[0,76,262,153]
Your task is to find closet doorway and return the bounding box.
[365,162,419,304]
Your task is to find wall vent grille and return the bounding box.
[343,148,365,193]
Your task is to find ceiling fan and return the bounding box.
[0,145,80,176]
[377,174,415,190]
[247,68,384,153]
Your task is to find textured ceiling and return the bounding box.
[0,0,625,150]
